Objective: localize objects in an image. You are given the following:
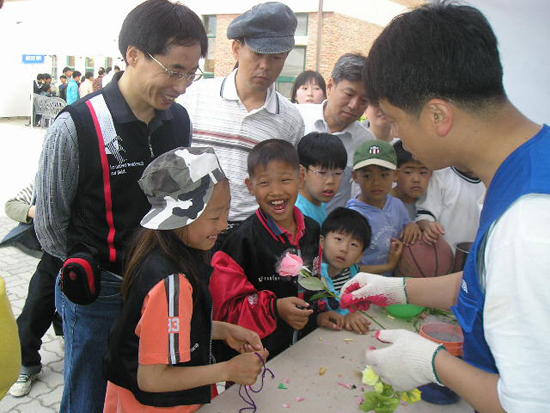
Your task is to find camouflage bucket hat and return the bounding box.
[139,147,226,230]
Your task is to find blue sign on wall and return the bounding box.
[22,55,45,64]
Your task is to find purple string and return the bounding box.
[238,352,275,413]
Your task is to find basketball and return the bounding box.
[395,238,454,278]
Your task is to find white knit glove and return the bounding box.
[340,272,407,311]
[366,329,445,391]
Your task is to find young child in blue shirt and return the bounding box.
[316,207,372,334]
[296,132,347,225]
[346,140,421,276]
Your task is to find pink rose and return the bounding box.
[277,252,303,277]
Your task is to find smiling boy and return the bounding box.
[211,140,320,358]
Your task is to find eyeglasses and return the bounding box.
[307,168,345,180]
[148,53,203,83]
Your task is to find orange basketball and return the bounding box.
[395,238,454,278]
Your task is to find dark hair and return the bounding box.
[290,70,327,103]
[393,140,414,167]
[42,74,52,80]
[114,65,121,71]
[36,73,44,81]
[247,139,299,177]
[98,68,105,76]
[84,72,93,80]
[332,53,367,84]
[122,228,208,301]
[364,2,506,115]
[72,71,82,79]
[321,207,371,251]
[62,66,72,74]
[118,0,207,64]
[298,132,347,170]
[60,75,67,80]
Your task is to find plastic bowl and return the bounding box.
[420,322,464,356]
[386,304,425,319]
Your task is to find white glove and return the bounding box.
[340,272,407,311]
[366,329,444,391]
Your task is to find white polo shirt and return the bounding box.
[296,102,375,211]
[179,70,304,221]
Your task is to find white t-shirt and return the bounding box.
[416,167,486,252]
[483,193,550,411]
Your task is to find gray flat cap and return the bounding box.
[227,2,297,54]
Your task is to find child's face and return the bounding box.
[246,160,301,229]
[353,165,395,206]
[321,231,364,272]
[179,181,230,251]
[396,160,432,201]
[301,165,344,205]
[295,81,325,104]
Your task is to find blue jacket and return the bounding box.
[66,79,80,104]
[452,124,550,373]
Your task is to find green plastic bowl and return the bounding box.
[387,304,425,319]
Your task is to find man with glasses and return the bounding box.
[34,1,206,411]
[179,2,304,234]
[297,53,375,212]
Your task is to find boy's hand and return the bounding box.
[344,312,371,334]
[277,297,314,330]
[317,310,344,330]
[388,238,404,269]
[417,220,445,244]
[225,349,269,385]
[222,323,263,353]
[400,222,422,246]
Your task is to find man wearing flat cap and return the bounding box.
[180,2,305,232]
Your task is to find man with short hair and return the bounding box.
[297,53,375,211]
[179,1,304,225]
[34,0,205,410]
[345,3,550,412]
[58,75,68,101]
[93,67,105,91]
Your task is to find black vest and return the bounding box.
[104,248,213,407]
[63,85,191,274]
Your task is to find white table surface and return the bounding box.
[199,306,474,413]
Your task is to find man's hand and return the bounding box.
[417,220,445,244]
[344,312,371,334]
[317,310,344,330]
[365,329,443,391]
[400,222,422,246]
[277,297,313,330]
[340,273,407,312]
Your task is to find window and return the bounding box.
[85,57,94,74]
[67,56,75,69]
[203,15,217,76]
[105,57,113,70]
[296,13,308,36]
[276,46,306,98]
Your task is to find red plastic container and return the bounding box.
[420,322,464,357]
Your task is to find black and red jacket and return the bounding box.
[211,207,320,358]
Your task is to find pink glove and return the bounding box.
[340,273,407,312]
[366,329,445,391]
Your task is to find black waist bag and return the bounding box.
[61,246,101,305]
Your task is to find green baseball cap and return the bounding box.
[353,140,397,171]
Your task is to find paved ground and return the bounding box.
[0,118,63,412]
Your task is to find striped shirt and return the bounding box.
[179,70,305,221]
[331,267,352,294]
